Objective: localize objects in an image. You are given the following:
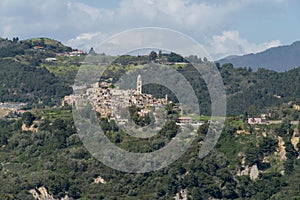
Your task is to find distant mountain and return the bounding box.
[218,41,300,72]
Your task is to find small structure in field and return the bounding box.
[247,117,268,125]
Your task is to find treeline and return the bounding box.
[112,51,189,65]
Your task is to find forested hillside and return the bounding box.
[0,37,78,106]
[0,106,299,199]
[0,60,71,106]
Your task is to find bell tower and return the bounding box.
[137,75,142,94]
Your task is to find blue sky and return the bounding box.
[0,0,299,59]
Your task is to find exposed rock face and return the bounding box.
[29,187,70,200]
[279,165,285,176]
[236,130,250,135]
[274,136,287,175]
[174,189,187,200]
[262,156,270,163]
[275,136,287,162]
[238,165,249,176]
[236,157,248,176]
[22,123,38,133]
[237,164,259,180]
[249,164,259,180]
[94,176,107,184]
[236,157,259,180]
[29,187,55,200]
[293,104,300,111]
[291,129,299,151]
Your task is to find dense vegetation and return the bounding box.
[102,61,300,116]
[0,37,300,199]
[0,37,78,106]
[0,59,71,106]
[0,107,299,199]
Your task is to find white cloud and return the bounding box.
[0,0,252,39]
[67,32,107,51]
[68,29,281,60]
[0,0,288,58]
[207,30,281,59]
[64,0,242,53]
[114,0,240,34]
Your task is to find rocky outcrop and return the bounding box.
[237,164,259,180]
[236,130,250,135]
[29,187,55,200]
[94,176,107,184]
[29,187,70,200]
[274,136,288,175]
[174,189,187,200]
[249,164,259,180]
[291,129,299,151]
[275,136,287,162]
[293,104,300,111]
[22,123,38,133]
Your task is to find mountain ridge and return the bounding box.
[218,41,300,72]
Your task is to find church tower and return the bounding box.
[137,75,142,94]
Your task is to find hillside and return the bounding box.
[222,64,300,115]
[218,41,300,72]
[136,63,300,115]
[1,38,300,115]
[0,37,72,58]
[0,59,71,105]
[0,106,299,199]
[0,37,82,107]
[0,38,300,199]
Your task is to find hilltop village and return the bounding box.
[63,75,170,124]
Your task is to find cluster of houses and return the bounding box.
[32,45,86,63]
[55,50,86,57]
[247,117,268,125]
[33,45,86,57]
[63,74,210,128]
[0,102,27,118]
[63,75,170,124]
[44,50,86,62]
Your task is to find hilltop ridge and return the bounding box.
[218,41,300,72]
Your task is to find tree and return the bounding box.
[260,137,277,154]
[190,187,203,200]
[157,188,166,197]
[245,145,262,165]
[158,50,162,58]
[53,118,66,131]
[197,123,209,135]
[284,159,294,175]
[248,105,257,118]
[88,47,96,56]
[149,51,157,61]
[12,37,19,43]
[22,112,35,127]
